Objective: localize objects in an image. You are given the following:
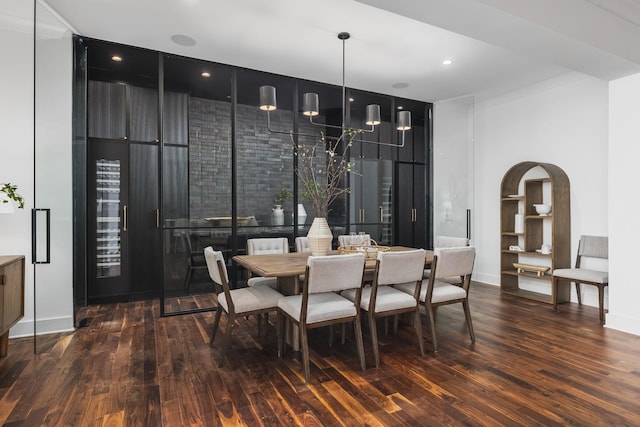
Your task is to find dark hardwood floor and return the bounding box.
[1,282,639,426]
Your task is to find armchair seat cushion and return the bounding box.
[552,268,608,284]
[342,286,416,312]
[218,286,283,314]
[278,293,357,324]
[247,276,278,288]
[395,279,467,303]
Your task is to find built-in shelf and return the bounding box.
[499,161,571,304]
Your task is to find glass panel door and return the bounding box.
[34,2,75,351]
[433,96,475,244]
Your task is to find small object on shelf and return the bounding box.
[514,214,524,233]
[509,245,523,251]
[533,203,552,216]
[513,262,550,277]
[507,194,523,198]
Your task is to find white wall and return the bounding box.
[607,73,640,335]
[470,72,609,307]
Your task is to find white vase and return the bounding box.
[307,217,333,256]
[297,203,307,229]
[271,205,284,226]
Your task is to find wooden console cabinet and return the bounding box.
[0,255,25,357]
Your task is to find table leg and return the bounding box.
[278,275,300,351]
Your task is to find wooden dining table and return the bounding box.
[233,246,434,295]
[233,246,433,350]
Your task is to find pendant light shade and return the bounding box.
[397,111,411,131]
[302,93,319,116]
[365,104,381,126]
[259,85,277,111]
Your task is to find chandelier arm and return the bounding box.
[265,110,318,138]
[349,131,406,148]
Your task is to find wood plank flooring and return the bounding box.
[1,283,640,426]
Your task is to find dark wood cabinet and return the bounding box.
[88,139,159,301]
[396,162,427,248]
[0,255,24,357]
[349,159,393,244]
[88,81,159,142]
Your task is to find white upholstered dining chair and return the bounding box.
[246,237,290,288]
[338,234,371,247]
[277,253,366,383]
[396,246,476,352]
[424,235,470,282]
[204,246,284,367]
[342,249,426,367]
[552,235,609,324]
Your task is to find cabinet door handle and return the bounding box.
[123,205,128,231]
[361,209,365,223]
[380,207,383,222]
[156,209,160,229]
[411,208,417,222]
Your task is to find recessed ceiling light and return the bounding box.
[111,55,122,62]
[170,34,196,47]
[442,59,453,66]
[201,72,211,78]
[392,82,409,89]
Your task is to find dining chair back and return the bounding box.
[204,246,284,367]
[246,237,290,288]
[295,236,332,253]
[435,235,469,248]
[424,235,470,282]
[397,246,476,352]
[277,253,366,383]
[343,249,426,367]
[338,234,371,247]
[552,235,609,324]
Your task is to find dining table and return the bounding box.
[233,246,434,350]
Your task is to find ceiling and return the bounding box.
[40,0,640,103]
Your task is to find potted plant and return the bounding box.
[293,130,360,254]
[0,183,25,213]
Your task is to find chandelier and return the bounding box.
[259,32,411,147]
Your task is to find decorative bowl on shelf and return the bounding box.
[533,203,551,216]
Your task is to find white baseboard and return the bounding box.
[8,316,74,339]
[605,313,640,336]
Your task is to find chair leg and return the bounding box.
[575,282,582,305]
[218,313,235,368]
[414,308,425,356]
[426,304,438,352]
[340,323,346,345]
[462,300,475,343]
[598,285,605,325]
[552,277,559,311]
[328,325,334,347]
[184,267,193,291]
[210,307,223,346]
[257,313,262,337]
[277,312,285,357]
[353,319,366,371]
[369,313,380,368]
[393,314,399,334]
[300,324,311,384]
